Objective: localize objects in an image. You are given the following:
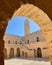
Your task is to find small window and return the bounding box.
[37,37,39,42]
[8,41,10,44]
[27,40,29,43]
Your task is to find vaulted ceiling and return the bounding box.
[0,0,52,20]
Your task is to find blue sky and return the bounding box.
[5,16,40,36]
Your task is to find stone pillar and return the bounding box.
[0,39,4,65]
[43,22,52,65]
[7,49,10,59]
[50,56,52,65]
[14,49,17,58]
[0,20,8,65]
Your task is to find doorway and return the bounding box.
[16,48,20,57]
[37,48,42,58]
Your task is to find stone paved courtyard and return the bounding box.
[5,58,50,65]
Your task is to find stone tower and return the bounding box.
[24,20,30,36]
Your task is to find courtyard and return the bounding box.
[5,58,50,65]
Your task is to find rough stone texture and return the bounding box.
[0,0,52,20]
[4,32,49,58]
[0,0,52,65]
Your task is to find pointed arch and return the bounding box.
[37,48,42,58]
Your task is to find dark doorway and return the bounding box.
[10,48,14,58]
[37,48,42,58]
[16,48,20,57]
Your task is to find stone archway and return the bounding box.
[9,48,14,58]
[0,1,52,65]
[4,48,7,59]
[12,3,52,64]
[37,48,42,58]
[16,48,20,57]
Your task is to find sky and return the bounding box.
[5,16,40,36]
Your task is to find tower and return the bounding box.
[24,20,30,36]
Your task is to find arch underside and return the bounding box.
[0,1,52,65]
[0,0,52,20]
[13,3,52,64]
[13,4,52,44]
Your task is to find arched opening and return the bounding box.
[4,3,52,65]
[12,4,51,59]
[22,51,24,57]
[4,48,7,59]
[16,48,20,57]
[37,48,42,58]
[6,16,40,36]
[9,48,14,58]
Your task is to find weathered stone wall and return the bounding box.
[0,0,52,65]
[0,0,52,20]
